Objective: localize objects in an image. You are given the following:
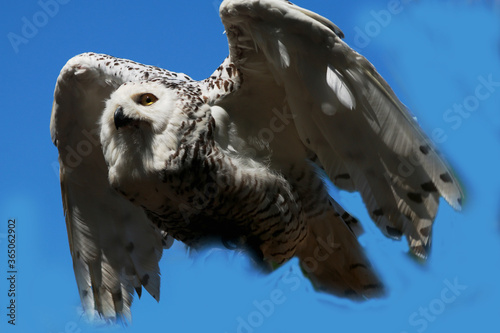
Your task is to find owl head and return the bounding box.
[100,80,185,188]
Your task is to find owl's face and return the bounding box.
[100,81,184,188]
[102,81,178,134]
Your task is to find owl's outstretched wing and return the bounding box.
[218,0,463,258]
[50,53,178,321]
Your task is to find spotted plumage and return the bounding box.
[50,0,463,322]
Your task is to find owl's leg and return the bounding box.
[286,162,384,299]
[295,209,384,299]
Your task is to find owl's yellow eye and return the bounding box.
[139,93,158,106]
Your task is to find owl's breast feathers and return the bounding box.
[113,95,306,264]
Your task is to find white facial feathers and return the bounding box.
[102,81,178,135]
[100,81,184,185]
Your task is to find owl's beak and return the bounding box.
[114,106,135,130]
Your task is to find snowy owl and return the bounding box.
[50,0,463,321]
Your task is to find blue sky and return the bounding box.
[1,1,500,332]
